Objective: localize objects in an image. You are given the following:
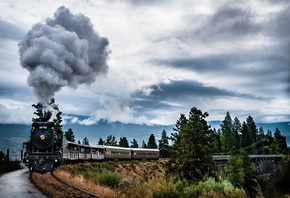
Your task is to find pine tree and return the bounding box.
[82,137,90,145]
[65,128,75,142]
[257,127,265,154]
[241,121,252,153]
[233,117,241,149]
[98,138,104,145]
[220,112,235,152]
[158,130,169,157]
[142,140,147,148]
[167,107,215,181]
[105,135,117,146]
[147,134,157,149]
[119,137,129,147]
[246,116,258,153]
[274,128,288,154]
[211,128,222,153]
[130,139,139,148]
[264,130,274,154]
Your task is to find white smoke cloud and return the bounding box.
[18,6,110,102]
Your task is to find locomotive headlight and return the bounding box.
[40,134,46,141]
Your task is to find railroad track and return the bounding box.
[31,171,102,198]
[50,172,102,198]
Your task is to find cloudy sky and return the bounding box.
[1,0,290,126]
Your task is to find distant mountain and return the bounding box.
[62,120,175,146]
[0,120,289,160]
[0,124,31,137]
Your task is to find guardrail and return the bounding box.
[0,161,22,174]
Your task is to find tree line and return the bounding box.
[64,110,288,157]
[212,111,288,155]
[64,128,165,150]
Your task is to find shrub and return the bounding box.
[98,173,122,188]
[152,177,247,198]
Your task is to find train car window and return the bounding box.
[111,151,130,155]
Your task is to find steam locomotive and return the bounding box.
[23,121,63,172]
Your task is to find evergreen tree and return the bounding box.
[147,134,158,149]
[65,128,75,142]
[211,128,222,153]
[169,114,187,158]
[257,127,265,154]
[233,117,241,149]
[246,116,258,153]
[98,138,104,145]
[258,126,264,136]
[142,140,147,148]
[119,137,129,147]
[130,139,139,148]
[158,130,169,157]
[274,128,281,139]
[274,128,287,154]
[82,137,90,145]
[167,107,215,181]
[53,109,63,134]
[105,135,117,146]
[221,112,234,152]
[264,130,275,154]
[241,121,252,152]
[227,150,257,197]
[77,140,81,144]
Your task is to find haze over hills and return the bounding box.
[0,118,289,160]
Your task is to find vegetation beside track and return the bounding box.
[32,160,248,198]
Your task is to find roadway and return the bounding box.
[0,167,47,198]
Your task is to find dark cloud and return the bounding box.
[131,80,266,110]
[208,4,260,37]
[153,49,286,77]
[178,3,261,43]
[0,19,25,41]
[0,83,33,100]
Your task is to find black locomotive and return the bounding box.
[23,101,63,172]
[23,121,63,172]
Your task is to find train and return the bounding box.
[23,120,160,172]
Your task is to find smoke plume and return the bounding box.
[18,6,110,102]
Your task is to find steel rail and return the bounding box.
[50,171,102,198]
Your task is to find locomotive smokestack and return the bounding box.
[18,6,110,103]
